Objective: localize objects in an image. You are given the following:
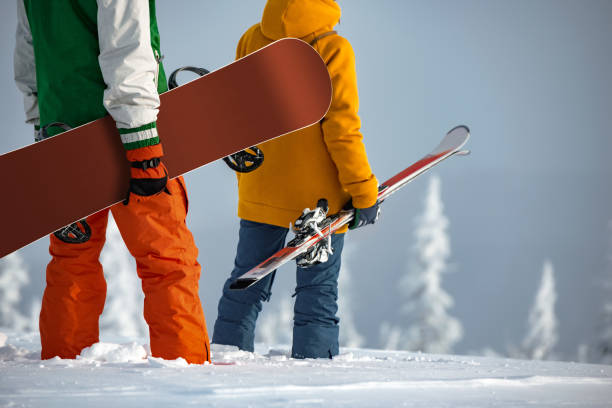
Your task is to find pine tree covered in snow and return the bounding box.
[522,260,558,360]
[99,214,147,339]
[256,297,293,346]
[0,252,31,331]
[338,243,365,348]
[380,175,463,353]
[27,299,41,333]
[598,220,612,364]
[379,321,403,351]
[600,303,612,364]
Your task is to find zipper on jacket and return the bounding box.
[154,49,161,88]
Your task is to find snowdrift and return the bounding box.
[0,331,611,407]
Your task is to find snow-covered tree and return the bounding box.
[576,344,591,364]
[27,299,41,333]
[0,252,31,331]
[338,243,365,348]
[598,220,612,364]
[380,175,463,353]
[599,302,612,364]
[99,214,147,339]
[256,297,293,346]
[522,260,558,360]
[379,321,402,351]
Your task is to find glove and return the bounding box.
[349,202,380,230]
[123,143,169,205]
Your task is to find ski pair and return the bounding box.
[229,125,471,290]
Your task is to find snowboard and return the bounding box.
[229,125,471,290]
[0,38,332,258]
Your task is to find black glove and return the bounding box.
[128,158,169,195]
[349,202,380,230]
[123,144,170,205]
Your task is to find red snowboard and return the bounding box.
[0,38,332,258]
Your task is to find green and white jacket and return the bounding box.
[14,0,167,149]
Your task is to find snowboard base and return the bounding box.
[0,38,332,257]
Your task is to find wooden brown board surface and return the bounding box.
[0,38,332,257]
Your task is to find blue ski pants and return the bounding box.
[212,219,345,359]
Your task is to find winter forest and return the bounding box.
[2,174,611,365]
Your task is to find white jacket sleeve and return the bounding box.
[14,0,39,130]
[97,0,161,148]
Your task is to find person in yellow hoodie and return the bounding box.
[212,0,379,359]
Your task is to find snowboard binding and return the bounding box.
[37,121,72,142]
[291,198,334,267]
[54,220,92,244]
[222,147,264,173]
[167,66,210,90]
[39,122,92,244]
[168,66,264,173]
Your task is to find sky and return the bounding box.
[0,0,611,360]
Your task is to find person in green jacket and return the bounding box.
[14,0,210,364]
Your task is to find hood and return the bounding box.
[260,0,341,40]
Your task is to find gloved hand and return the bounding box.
[349,201,380,230]
[123,143,169,205]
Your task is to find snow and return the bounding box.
[1,331,611,407]
[78,342,148,364]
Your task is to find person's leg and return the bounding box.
[292,233,345,359]
[212,219,288,352]
[112,176,209,364]
[40,209,110,359]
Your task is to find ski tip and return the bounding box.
[430,125,470,156]
[229,278,258,290]
[447,124,470,136]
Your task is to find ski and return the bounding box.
[229,125,471,290]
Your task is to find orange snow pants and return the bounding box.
[39,176,210,364]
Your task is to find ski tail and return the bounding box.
[229,278,259,290]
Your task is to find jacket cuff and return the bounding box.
[118,122,160,150]
[125,142,164,162]
[349,176,379,209]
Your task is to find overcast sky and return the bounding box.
[1,0,611,360]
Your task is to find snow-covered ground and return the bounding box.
[1,331,611,408]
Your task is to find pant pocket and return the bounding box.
[174,176,190,214]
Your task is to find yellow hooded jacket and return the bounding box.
[236,0,378,232]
